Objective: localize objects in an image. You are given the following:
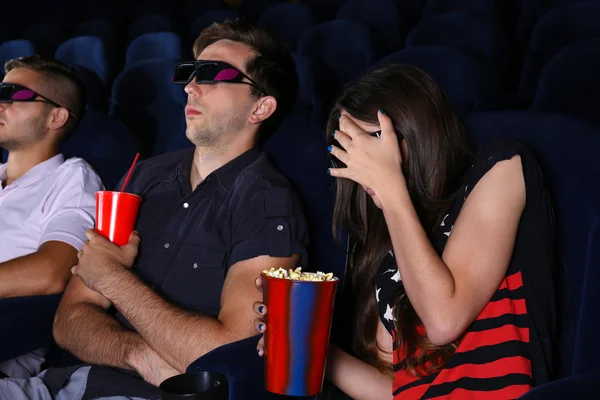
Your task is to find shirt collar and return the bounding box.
[0,154,65,188]
[160,147,262,192]
[0,164,6,184]
[213,147,262,191]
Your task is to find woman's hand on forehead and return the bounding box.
[329,110,404,198]
[339,113,380,135]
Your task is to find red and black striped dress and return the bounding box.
[376,140,556,399]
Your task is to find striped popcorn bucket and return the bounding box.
[262,273,338,396]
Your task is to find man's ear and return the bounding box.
[47,107,70,132]
[249,96,277,125]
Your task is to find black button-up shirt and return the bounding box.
[114,147,309,326]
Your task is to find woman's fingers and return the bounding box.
[332,129,352,149]
[253,301,267,315]
[255,318,267,357]
[252,280,267,358]
[339,114,369,139]
[377,108,395,140]
[254,317,266,334]
[254,276,264,292]
[257,335,265,357]
[329,145,349,165]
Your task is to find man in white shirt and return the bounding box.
[0,56,102,302]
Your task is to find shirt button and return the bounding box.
[193,263,198,269]
[277,225,284,231]
[183,202,189,209]
[164,243,170,249]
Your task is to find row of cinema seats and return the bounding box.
[1,0,600,163]
[2,0,600,142]
[1,0,598,98]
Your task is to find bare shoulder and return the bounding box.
[467,155,526,212]
[480,155,523,186]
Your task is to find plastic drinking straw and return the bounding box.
[120,153,140,192]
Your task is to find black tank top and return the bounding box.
[376,139,556,399]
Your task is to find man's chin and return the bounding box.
[0,143,16,153]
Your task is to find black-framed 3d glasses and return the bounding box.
[329,129,403,169]
[0,83,77,120]
[171,60,267,95]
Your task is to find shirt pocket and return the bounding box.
[163,244,227,317]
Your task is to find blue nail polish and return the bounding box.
[258,323,265,331]
[328,145,333,152]
[331,131,335,137]
[379,108,387,115]
[327,169,331,175]
[337,113,341,120]
[258,306,264,313]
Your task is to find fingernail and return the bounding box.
[327,145,333,152]
[257,349,261,355]
[331,131,335,137]
[337,113,341,120]
[379,108,387,115]
[327,169,331,175]
[258,306,264,314]
[258,323,265,331]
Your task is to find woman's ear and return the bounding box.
[401,137,409,161]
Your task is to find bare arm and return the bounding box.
[326,319,393,400]
[379,156,526,345]
[0,241,76,298]
[3,162,104,299]
[326,345,393,400]
[53,275,144,370]
[55,272,179,386]
[100,255,300,372]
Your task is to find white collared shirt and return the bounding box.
[0,154,104,263]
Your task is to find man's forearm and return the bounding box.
[0,242,75,298]
[54,301,145,370]
[102,269,234,372]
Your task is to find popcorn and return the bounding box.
[262,267,337,282]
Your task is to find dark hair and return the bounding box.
[193,19,298,144]
[5,55,86,142]
[326,64,473,375]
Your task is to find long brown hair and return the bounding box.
[327,64,473,375]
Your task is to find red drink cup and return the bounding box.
[262,273,338,396]
[95,191,142,246]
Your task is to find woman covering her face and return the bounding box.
[255,64,556,400]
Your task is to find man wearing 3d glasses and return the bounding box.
[0,55,103,385]
[0,20,307,399]
[0,57,102,302]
